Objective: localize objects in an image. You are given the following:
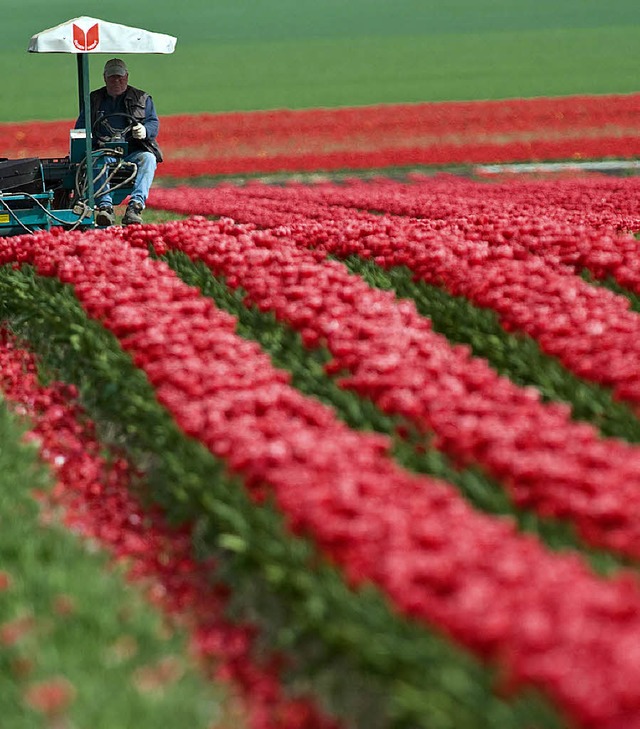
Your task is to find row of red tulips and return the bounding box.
[255,174,640,278]
[0,328,339,729]
[1,92,639,175]
[156,93,640,142]
[156,135,640,177]
[4,224,640,727]
[127,215,640,560]
[148,181,640,409]
[248,172,640,237]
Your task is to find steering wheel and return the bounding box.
[92,112,139,145]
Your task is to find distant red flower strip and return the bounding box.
[5,227,640,726]
[156,135,640,177]
[3,93,640,175]
[0,329,339,729]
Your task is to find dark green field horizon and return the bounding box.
[2,0,639,122]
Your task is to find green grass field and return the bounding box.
[1,0,639,122]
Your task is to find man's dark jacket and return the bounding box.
[88,85,163,163]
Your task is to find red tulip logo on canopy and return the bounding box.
[72,23,99,51]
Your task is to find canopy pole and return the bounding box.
[76,53,95,217]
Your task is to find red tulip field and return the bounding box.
[3,97,640,729]
[2,93,640,177]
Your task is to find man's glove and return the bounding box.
[131,123,147,140]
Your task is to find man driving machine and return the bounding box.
[75,57,163,227]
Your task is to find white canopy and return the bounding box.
[28,16,176,54]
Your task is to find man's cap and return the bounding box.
[104,58,128,77]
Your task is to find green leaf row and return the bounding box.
[345,257,640,444]
[581,269,640,316]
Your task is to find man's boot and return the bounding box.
[122,200,144,226]
[95,204,115,227]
